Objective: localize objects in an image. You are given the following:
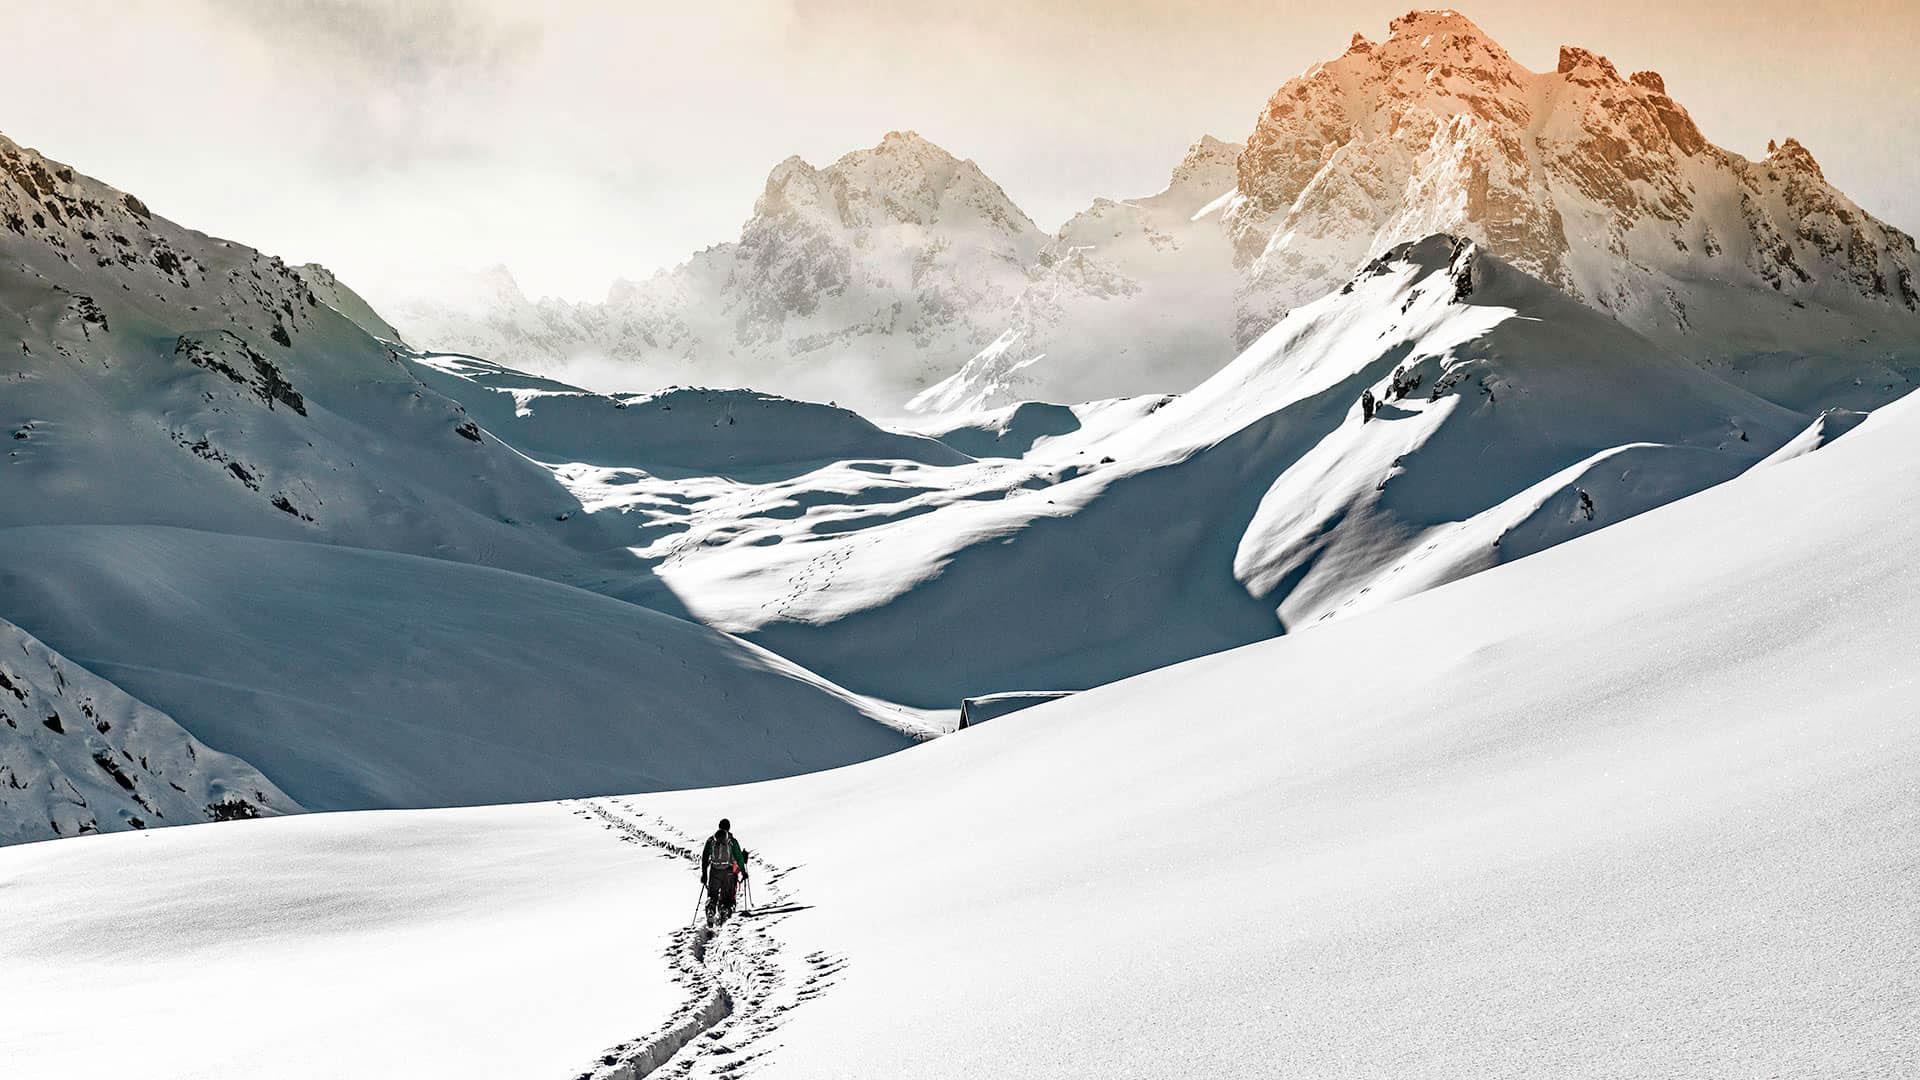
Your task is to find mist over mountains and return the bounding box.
[5,7,1917,838]
[4,10,1916,1079]
[382,10,1919,419]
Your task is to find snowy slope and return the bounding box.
[297,260,403,342]
[910,395,1174,460]
[0,131,601,577]
[406,351,968,474]
[0,804,690,1080]
[612,237,1807,706]
[0,617,295,844]
[1224,10,1920,411]
[386,132,1044,413]
[0,525,920,812]
[910,136,1245,412]
[627,380,1920,1078]
[7,373,1913,1080]
[0,130,932,818]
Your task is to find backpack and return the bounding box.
[706,831,734,870]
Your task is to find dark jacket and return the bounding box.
[701,830,746,878]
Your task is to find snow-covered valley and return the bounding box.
[2,6,1916,1076]
[6,350,1915,1077]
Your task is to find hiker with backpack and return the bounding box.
[700,818,748,926]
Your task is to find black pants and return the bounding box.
[706,865,738,925]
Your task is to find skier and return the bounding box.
[700,818,748,926]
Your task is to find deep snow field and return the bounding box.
[5,347,1914,1079]
[5,20,1919,1075]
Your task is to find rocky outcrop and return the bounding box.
[388,132,1044,412]
[1221,10,1920,409]
[0,617,296,845]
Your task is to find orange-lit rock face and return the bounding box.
[1224,9,1920,360]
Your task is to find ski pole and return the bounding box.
[692,873,706,925]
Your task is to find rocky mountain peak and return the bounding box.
[875,129,944,155]
[1766,137,1825,179]
[1385,9,1495,42]
[1556,44,1622,84]
[1629,70,1666,94]
[1168,135,1243,195]
[1375,9,1522,77]
[1219,13,1920,393]
[744,131,1036,243]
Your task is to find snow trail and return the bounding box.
[571,801,842,1079]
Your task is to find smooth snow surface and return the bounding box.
[622,384,1920,1077]
[9,381,1915,1079]
[0,804,683,1080]
[0,525,918,811]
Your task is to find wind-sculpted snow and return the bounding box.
[600,238,1808,707]
[0,526,920,811]
[593,380,1920,1078]
[10,381,1908,1076]
[0,618,296,845]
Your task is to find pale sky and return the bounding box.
[6,0,1915,304]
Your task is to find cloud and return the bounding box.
[206,0,542,82]
[2,0,1913,307]
[191,0,543,172]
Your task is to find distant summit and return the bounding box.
[388,12,1920,415]
[387,131,1043,411]
[1223,9,1920,409]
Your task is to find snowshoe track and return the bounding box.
[568,800,840,1079]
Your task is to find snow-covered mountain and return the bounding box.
[0,525,920,815]
[405,351,968,476]
[910,136,1245,412]
[0,617,296,844]
[387,131,1044,412]
[383,13,1920,415]
[0,129,930,835]
[0,131,597,572]
[10,364,1914,1079]
[1224,10,1920,411]
[577,237,1809,707]
[374,263,602,371]
[4,112,1890,769]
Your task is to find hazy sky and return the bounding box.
[6,1,1915,303]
